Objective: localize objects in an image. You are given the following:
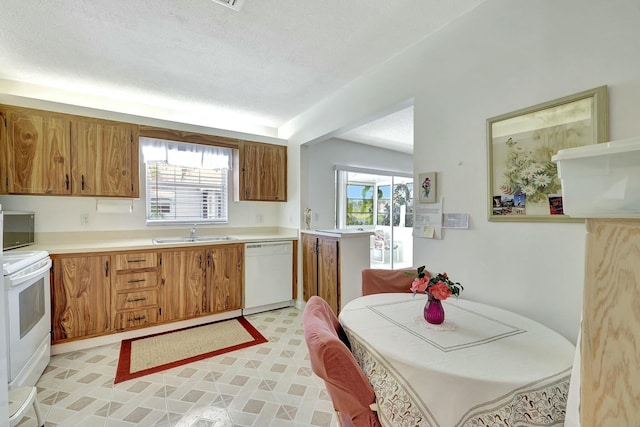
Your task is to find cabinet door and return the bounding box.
[72,118,139,197]
[6,108,71,195]
[52,255,110,342]
[581,219,640,426]
[239,141,287,201]
[0,110,7,194]
[158,249,204,322]
[317,236,340,314]
[205,244,243,312]
[302,234,318,302]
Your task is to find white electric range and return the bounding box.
[2,250,52,388]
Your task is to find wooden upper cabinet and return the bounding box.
[71,118,139,197]
[3,106,71,195]
[239,140,287,202]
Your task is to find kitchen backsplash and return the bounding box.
[0,195,284,232]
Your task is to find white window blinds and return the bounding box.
[141,137,231,224]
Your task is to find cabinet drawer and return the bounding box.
[115,290,158,311]
[113,308,158,331]
[113,252,157,271]
[114,271,158,291]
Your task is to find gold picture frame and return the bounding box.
[487,86,609,222]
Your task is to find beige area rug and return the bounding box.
[115,317,267,383]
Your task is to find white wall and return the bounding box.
[0,194,284,233]
[284,0,640,342]
[302,138,414,230]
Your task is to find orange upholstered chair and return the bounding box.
[361,268,416,296]
[302,296,381,427]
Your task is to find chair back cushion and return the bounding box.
[303,296,381,427]
[362,268,417,296]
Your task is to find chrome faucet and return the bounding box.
[190,224,197,238]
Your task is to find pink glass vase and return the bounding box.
[424,295,445,324]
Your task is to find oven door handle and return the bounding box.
[8,258,53,287]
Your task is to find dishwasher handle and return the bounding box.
[245,241,292,255]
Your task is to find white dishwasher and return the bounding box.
[243,241,293,315]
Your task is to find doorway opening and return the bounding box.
[336,168,413,269]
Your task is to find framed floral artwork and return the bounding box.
[418,172,436,203]
[487,86,609,222]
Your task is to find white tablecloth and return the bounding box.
[339,293,575,427]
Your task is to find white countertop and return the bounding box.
[300,228,374,238]
[20,227,299,255]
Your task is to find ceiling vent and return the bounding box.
[212,0,245,11]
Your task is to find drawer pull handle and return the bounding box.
[127,259,146,263]
[126,297,147,303]
[127,279,146,283]
[128,315,147,322]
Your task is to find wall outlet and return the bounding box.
[256,213,264,224]
[81,213,89,225]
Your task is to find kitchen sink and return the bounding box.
[152,236,235,244]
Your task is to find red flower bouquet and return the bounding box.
[409,266,463,301]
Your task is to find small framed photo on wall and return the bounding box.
[418,172,436,203]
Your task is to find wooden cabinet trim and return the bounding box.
[139,125,240,149]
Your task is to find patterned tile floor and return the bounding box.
[17,307,336,427]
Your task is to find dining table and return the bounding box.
[338,293,575,427]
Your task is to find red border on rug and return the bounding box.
[114,317,268,384]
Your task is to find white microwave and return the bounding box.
[3,211,35,250]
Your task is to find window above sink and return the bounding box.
[141,137,232,226]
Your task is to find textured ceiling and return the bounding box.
[0,0,484,150]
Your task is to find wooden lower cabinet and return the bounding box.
[301,231,371,315]
[302,233,340,313]
[111,251,159,332]
[52,255,111,342]
[50,242,282,343]
[205,243,243,313]
[158,249,205,322]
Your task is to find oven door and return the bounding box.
[5,257,52,383]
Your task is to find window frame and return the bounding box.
[141,137,232,226]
